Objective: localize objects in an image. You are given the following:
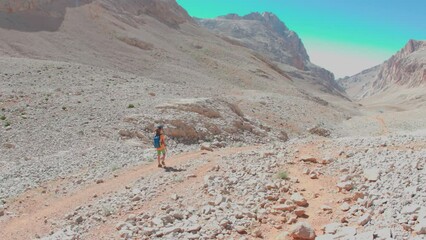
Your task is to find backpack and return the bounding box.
[153,135,161,148]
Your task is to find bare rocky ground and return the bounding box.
[0,57,425,240]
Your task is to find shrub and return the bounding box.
[233,120,254,132]
[184,104,221,118]
[276,171,289,180]
[166,120,206,144]
[4,121,11,127]
[0,115,5,121]
[128,104,135,109]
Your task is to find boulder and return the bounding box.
[289,222,316,240]
[291,193,308,207]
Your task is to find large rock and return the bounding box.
[291,193,308,207]
[299,155,318,163]
[289,222,316,240]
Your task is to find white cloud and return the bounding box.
[303,39,394,78]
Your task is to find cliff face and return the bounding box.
[341,40,426,100]
[375,40,426,89]
[198,12,309,71]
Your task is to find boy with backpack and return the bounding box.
[154,125,167,167]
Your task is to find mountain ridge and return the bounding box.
[340,39,426,100]
[197,12,345,97]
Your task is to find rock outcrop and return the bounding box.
[340,40,426,100]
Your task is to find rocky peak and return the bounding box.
[402,39,426,55]
[200,12,310,69]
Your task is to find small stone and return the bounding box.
[375,228,392,239]
[401,205,420,215]
[75,216,84,224]
[363,168,380,182]
[235,226,247,234]
[171,194,179,200]
[300,155,317,163]
[186,224,201,232]
[357,213,371,226]
[415,222,426,234]
[275,231,289,240]
[323,223,341,234]
[126,214,136,222]
[355,231,374,240]
[214,195,225,206]
[132,196,141,201]
[0,207,4,216]
[291,193,308,207]
[96,179,104,184]
[201,143,214,152]
[321,205,332,212]
[340,203,350,212]
[116,222,126,230]
[273,203,296,211]
[334,227,356,238]
[294,208,307,217]
[337,181,353,191]
[309,173,318,179]
[186,174,197,179]
[290,222,316,240]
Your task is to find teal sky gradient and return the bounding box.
[177,0,426,77]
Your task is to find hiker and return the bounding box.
[154,125,167,167]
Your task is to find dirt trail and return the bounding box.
[0,146,256,240]
[1,140,352,239]
[85,148,247,239]
[375,116,389,135]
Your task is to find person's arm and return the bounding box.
[161,135,167,148]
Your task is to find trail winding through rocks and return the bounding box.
[0,147,256,240]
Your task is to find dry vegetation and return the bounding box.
[117,36,154,50]
[158,104,222,119]
[165,120,206,144]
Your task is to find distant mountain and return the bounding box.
[199,12,309,70]
[340,40,426,100]
[197,12,345,96]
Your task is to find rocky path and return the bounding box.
[0,146,256,239]
[1,132,425,240]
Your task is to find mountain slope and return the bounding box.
[340,40,426,103]
[197,12,346,98]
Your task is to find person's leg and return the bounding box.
[157,150,162,167]
[161,149,166,166]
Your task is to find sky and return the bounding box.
[177,0,426,78]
